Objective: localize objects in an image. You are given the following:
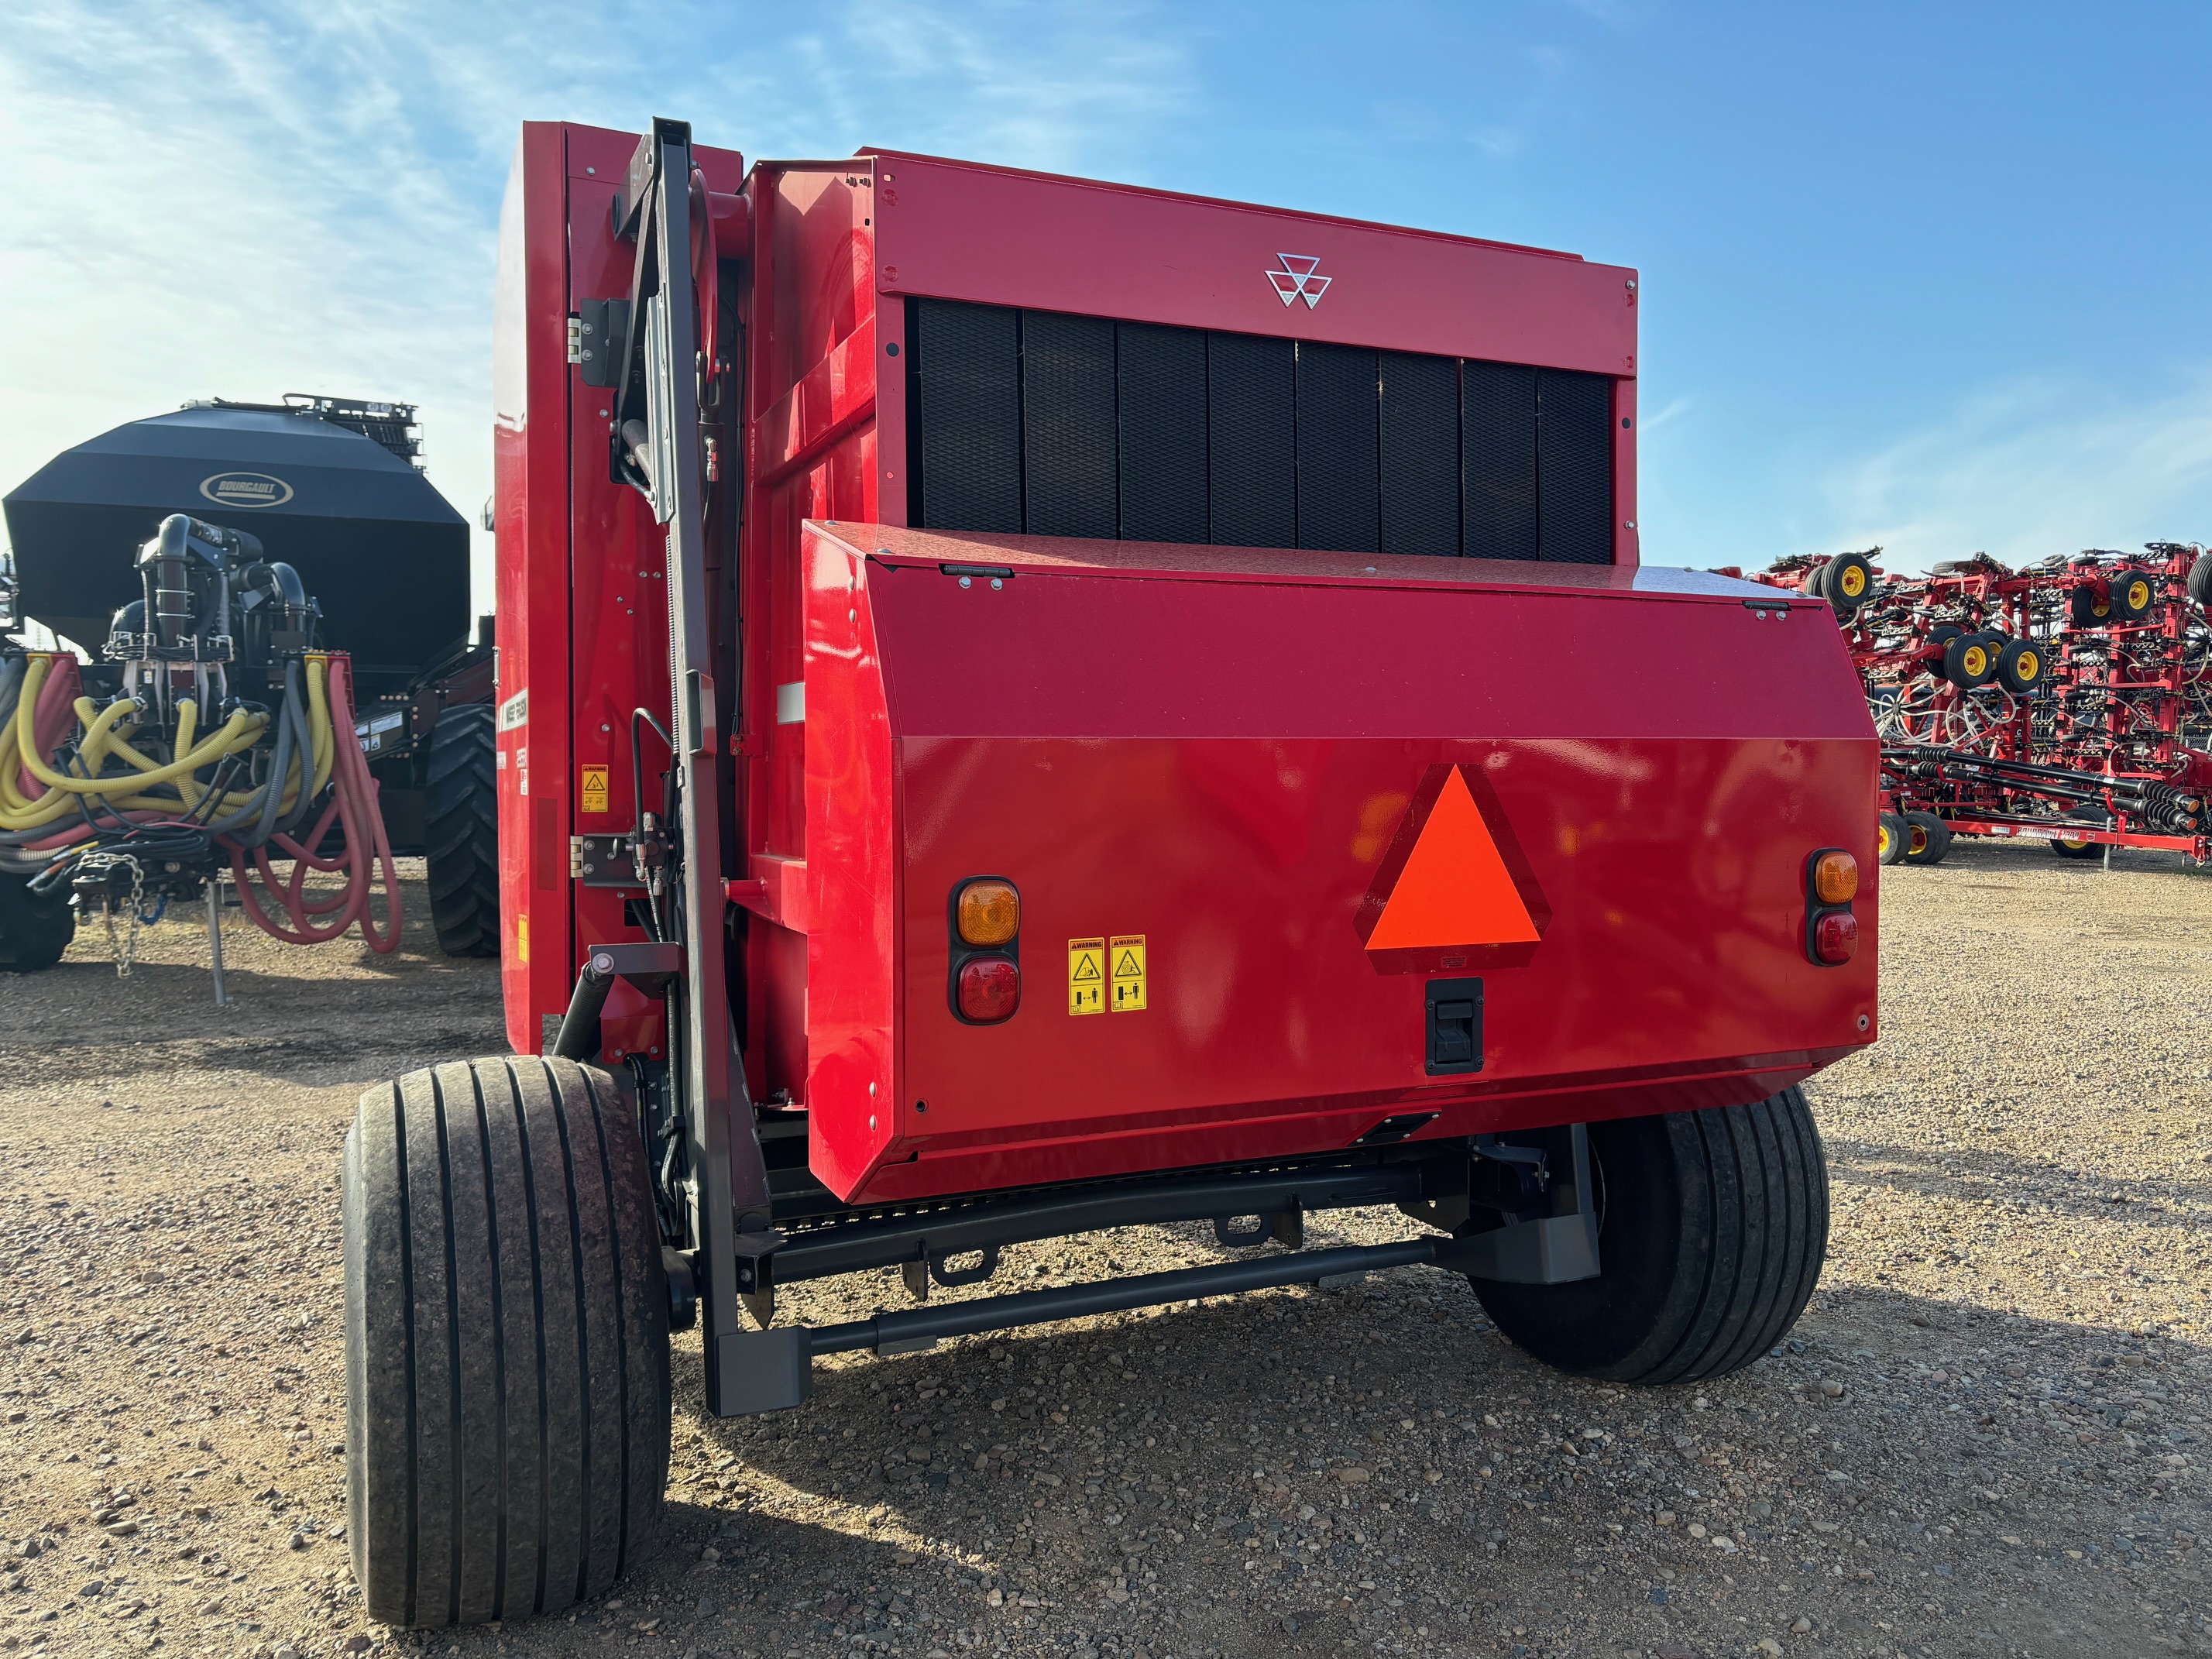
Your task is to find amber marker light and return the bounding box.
[957,878,1021,946]
[1812,850,1860,905]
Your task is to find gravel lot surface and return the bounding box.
[1,846,2207,1659]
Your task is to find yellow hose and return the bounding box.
[12,656,263,797]
[0,653,292,833]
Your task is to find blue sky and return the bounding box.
[5,0,2209,610]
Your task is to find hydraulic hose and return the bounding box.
[2,649,399,953]
[228,656,401,952]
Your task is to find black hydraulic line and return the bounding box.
[774,1160,1433,1283]
[805,1238,1445,1357]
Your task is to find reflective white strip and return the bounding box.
[775,681,805,724]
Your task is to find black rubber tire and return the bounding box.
[1875,811,1908,867]
[1822,551,1874,619]
[1468,1092,1829,1384]
[1994,637,2044,696]
[1901,810,1953,865]
[1942,633,1996,689]
[2188,551,2212,610]
[2110,571,2154,622]
[2050,835,2102,860]
[344,1056,670,1629]
[0,872,75,971]
[426,703,499,957]
[2072,583,2111,629]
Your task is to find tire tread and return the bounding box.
[344,1056,668,1629]
[425,704,499,957]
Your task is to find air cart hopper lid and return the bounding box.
[4,399,469,692]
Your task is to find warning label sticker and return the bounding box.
[1109,935,1147,1012]
[580,764,610,814]
[1067,937,1106,1015]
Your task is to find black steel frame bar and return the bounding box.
[773,1159,1436,1283]
[805,1238,1444,1357]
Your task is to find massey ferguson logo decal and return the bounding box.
[1265,253,1331,309]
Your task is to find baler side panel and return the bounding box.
[738,165,884,1107]
[564,164,673,1059]
[801,534,900,1197]
[493,123,577,1054]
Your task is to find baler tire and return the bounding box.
[1901,810,1953,865]
[426,703,500,957]
[343,1056,670,1630]
[0,873,75,971]
[1875,812,1908,867]
[1467,1091,1829,1385]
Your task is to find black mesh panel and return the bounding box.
[1379,352,1460,557]
[903,297,1619,567]
[1020,311,1118,538]
[1462,360,1537,560]
[1116,323,1209,543]
[912,300,1022,533]
[1536,369,1615,565]
[1295,342,1379,553]
[1206,332,1296,548]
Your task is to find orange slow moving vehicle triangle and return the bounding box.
[1366,768,1540,950]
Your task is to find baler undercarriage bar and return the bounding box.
[703,1128,1602,1413]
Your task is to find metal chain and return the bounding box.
[76,850,145,977]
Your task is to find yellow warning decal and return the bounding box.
[1109,935,1147,1012]
[580,764,610,814]
[1068,937,1106,1015]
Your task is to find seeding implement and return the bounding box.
[1,396,498,973]
[337,118,1877,1627]
[1742,544,2212,865]
[0,514,404,981]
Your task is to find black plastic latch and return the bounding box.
[1424,977,1483,1076]
[577,298,631,388]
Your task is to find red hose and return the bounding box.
[19,653,82,797]
[225,655,403,951]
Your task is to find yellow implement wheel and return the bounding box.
[1997,638,2042,695]
[1876,811,1908,867]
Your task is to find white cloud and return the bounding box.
[0,0,1194,616]
[1811,371,2212,574]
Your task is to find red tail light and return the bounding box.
[957,957,1022,1022]
[1811,909,1858,965]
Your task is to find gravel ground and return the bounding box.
[0,845,2207,1659]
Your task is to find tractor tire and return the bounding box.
[1901,810,1953,865]
[344,1056,670,1629]
[1468,1091,1829,1384]
[426,703,499,957]
[1875,811,1908,867]
[0,872,74,971]
[2050,835,2102,860]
